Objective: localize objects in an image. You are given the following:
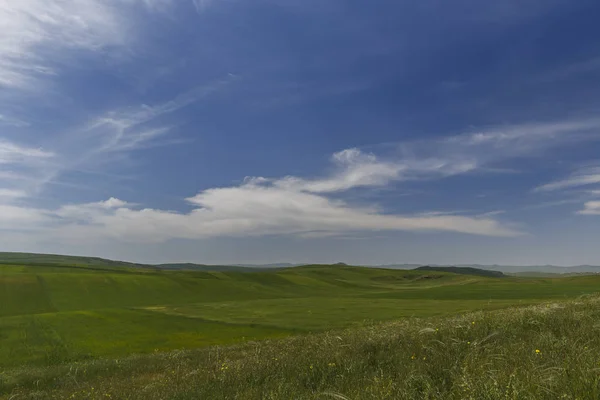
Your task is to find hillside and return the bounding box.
[155,263,265,272]
[0,252,150,269]
[4,296,600,399]
[416,265,505,277]
[381,263,600,274]
[2,260,600,371]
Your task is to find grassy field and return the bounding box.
[4,296,600,399]
[2,258,600,398]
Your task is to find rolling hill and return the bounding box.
[2,257,600,370]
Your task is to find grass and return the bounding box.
[2,263,600,369]
[145,297,541,331]
[3,296,600,399]
[2,259,600,398]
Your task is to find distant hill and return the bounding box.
[0,252,267,273]
[156,263,267,272]
[231,263,300,268]
[416,265,505,277]
[0,252,150,269]
[1,252,599,275]
[378,263,600,275]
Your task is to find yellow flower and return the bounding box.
[328,362,336,367]
[535,349,541,354]
[411,355,416,360]
[423,356,427,360]
[471,321,475,325]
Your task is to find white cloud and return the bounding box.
[0,0,128,89]
[534,166,600,192]
[0,0,208,90]
[0,204,49,228]
[0,149,522,244]
[450,119,600,146]
[249,118,600,197]
[274,148,405,193]
[578,201,600,215]
[4,116,600,245]
[55,197,130,222]
[0,140,53,164]
[0,189,27,199]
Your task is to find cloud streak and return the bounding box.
[0,140,54,164]
[0,0,208,91]
[86,75,235,153]
[0,0,128,89]
[392,118,600,180]
[578,201,600,215]
[534,166,600,192]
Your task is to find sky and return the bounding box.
[2,0,600,266]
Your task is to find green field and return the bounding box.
[2,258,600,374]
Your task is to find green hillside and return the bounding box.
[2,260,600,371]
[0,252,270,272]
[0,252,148,268]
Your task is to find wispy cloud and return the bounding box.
[396,118,600,177]
[346,117,600,188]
[0,114,29,127]
[10,74,236,199]
[0,140,53,164]
[578,201,600,215]
[86,76,235,153]
[0,0,127,89]
[534,166,600,192]
[535,56,600,83]
[192,0,213,14]
[0,0,206,91]
[0,189,27,199]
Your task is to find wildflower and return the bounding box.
[467,341,471,345]
[423,356,427,360]
[535,349,541,355]
[309,364,314,370]
[411,355,416,360]
[435,328,439,332]
[328,362,336,367]
[471,321,475,325]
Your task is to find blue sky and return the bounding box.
[2,0,600,265]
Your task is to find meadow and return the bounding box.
[1,254,600,398]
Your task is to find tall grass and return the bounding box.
[3,295,600,399]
